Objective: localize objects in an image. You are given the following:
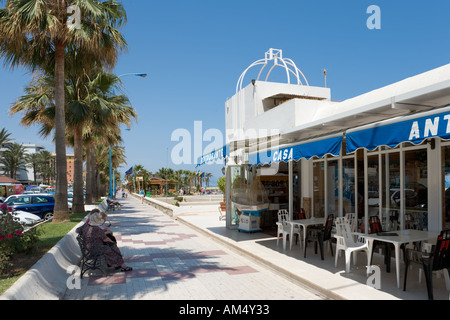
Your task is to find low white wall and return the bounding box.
[132,193,220,217]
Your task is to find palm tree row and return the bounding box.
[126,167,214,195]
[0,0,128,222]
[10,67,136,213]
[0,124,128,200]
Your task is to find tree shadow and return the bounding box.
[67,203,246,300]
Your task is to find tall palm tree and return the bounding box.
[0,0,127,222]
[68,70,135,212]
[82,71,136,203]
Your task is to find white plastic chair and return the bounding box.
[276,220,291,250]
[277,209,289,222]
[334,217,370,273]
[344,212,357,233]
[276,209,290,250]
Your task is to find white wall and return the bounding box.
[225,81,331,145]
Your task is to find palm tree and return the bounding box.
[0,128,12,148]
[133,164,145,191]
[68,70,134,212]
[205,172,212,188]
[0,142,26,179]
[92,144,112,198]
[0,0,127,222]
[92,137,127,199]
[0,127,13,176]
[26,152,42,184]
[38,150,53,184]
[83,71,136,202]
[110,145,126,191]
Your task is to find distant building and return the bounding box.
[49,152,75,186]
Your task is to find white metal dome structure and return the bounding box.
[236,48,309,94]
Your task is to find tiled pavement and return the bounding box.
[62,197,329,300]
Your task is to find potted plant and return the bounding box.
[217,176,226,209]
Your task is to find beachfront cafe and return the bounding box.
[206,49,450,239]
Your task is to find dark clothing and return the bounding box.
[76,223,124,268]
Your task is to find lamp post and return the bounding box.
[109,72,147,199]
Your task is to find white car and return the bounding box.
[13,210,42,226]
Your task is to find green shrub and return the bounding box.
[0,203,40,273]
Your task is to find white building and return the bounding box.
[213,48,450,234]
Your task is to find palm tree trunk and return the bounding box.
[53,41,70,223]
[85,143,94,204]
[95,168,100,200]
[72,126,85,213]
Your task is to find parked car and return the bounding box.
[4,194,55,221]
[12,210,42,226]
[390,187,427,208]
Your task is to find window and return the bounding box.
[443,145,450,229]
[342,158,355,216]
[327,159,339,216]
[313,160,325,217]
[33,196,49,204]
[11,197,30,205]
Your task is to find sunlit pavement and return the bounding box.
[63,194,450,300]
[62,196,328,300]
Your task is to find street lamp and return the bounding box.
[109,72,147,199]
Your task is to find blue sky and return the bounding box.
[1,0,450,186]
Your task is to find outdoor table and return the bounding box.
[357,229,439,288]
[289,217,326,254]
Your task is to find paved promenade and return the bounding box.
[62,196,328,300]
[59,194,450,302]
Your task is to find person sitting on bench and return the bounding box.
[107,195,122,209]
[76,210,132,272]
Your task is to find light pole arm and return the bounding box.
[118,73,147,78]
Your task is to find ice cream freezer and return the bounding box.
[232,202,269,233]
[237,212,262,233]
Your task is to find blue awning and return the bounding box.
[196,144,229,167]
[248,133,343,166]
[346,106,450,153]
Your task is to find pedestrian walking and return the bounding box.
[140,189,144,203]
